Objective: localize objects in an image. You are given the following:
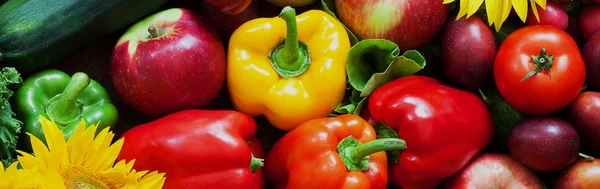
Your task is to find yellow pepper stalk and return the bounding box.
[227,6,350,131]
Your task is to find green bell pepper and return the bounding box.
[14,70,118,151]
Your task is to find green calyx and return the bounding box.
[337,136,406,171]
[45,72,90,126]
[250,153,264,173]
[248,140,264,173]
[268,6,311,78]
[520,48,554,82]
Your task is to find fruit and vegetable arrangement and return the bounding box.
[1,0,600,188]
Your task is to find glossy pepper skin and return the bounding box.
[227,7,350,131]
[265,114,406,189]
[367,75,494,189]
[117,110,265,189]
[14,70,118,152]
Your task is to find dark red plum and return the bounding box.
[580,4,600,40]
[566,12,584,45]
[508,117,581,172]
[441,15,496,91]
[526,1,568,30]
[567,92,600,155]
[199,1,260,39]
[583,33,600,89]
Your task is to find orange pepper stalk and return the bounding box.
[264,114,406,189]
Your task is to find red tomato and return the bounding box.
[494,25,586,115]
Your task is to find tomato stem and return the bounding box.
[520,48,554,82]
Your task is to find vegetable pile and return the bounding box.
[1,0,600,188]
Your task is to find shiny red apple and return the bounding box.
[335,0,449,50]
[554,159,600,189]
[110,8,226,118]
[441,153,545,189]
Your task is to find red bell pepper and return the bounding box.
[264,114,406,189]
[116,110,265,189]
[366,75,494,189]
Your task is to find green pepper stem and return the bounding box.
[250,153,264,173]
[349,138,406,165]
[47,72,90,125]
[279,6,299,63]
[268,6,311,78]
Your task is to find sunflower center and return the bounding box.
[60,166,116,189]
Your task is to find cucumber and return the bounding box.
[0,0,170,73]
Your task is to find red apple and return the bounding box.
[199,0,260,39]
[203,0,253,15]
[555,159,600,189]
[335,0,449,50]
[110,8,226,118]
[441,153,544,189]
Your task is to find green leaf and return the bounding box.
[321,0,359,45]
[0,67,22,168]
[353,97,368,116]
[372,123,400,164]
[479,86,523,152]
[347,39,426,97]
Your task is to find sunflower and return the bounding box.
[0,161,56,188]
[6,115,166,189]
[443,0,547,31]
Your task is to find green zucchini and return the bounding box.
[0,0,170,73]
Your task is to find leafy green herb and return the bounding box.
[333,39,426,116]
[0,67,23,167]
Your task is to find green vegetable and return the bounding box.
[0,0,170,73]
[332,39,426,115]
[15,70,118,152]
[0,67,22,167]
[479,86,524,152]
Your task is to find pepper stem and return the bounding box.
[250,153,264,173]
[337,136,406,171]
[46,72,90,125]
[268,6,311,78]
[520,48,554,82]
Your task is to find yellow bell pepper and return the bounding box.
[227,7,350,131]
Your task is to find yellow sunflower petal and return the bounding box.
[533,0,546,9]
[494,0,513,31]
[530,0,541,22]
[485,0,500,26]
[456,0,471,19]
[66,119,88,165]
[84,127,114,170]
[96,138,125,172]
[512,0,529,22]
[443,0,455,4]
[70,122,98,166]
[27,133,52,166]
[467,0,485,18]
